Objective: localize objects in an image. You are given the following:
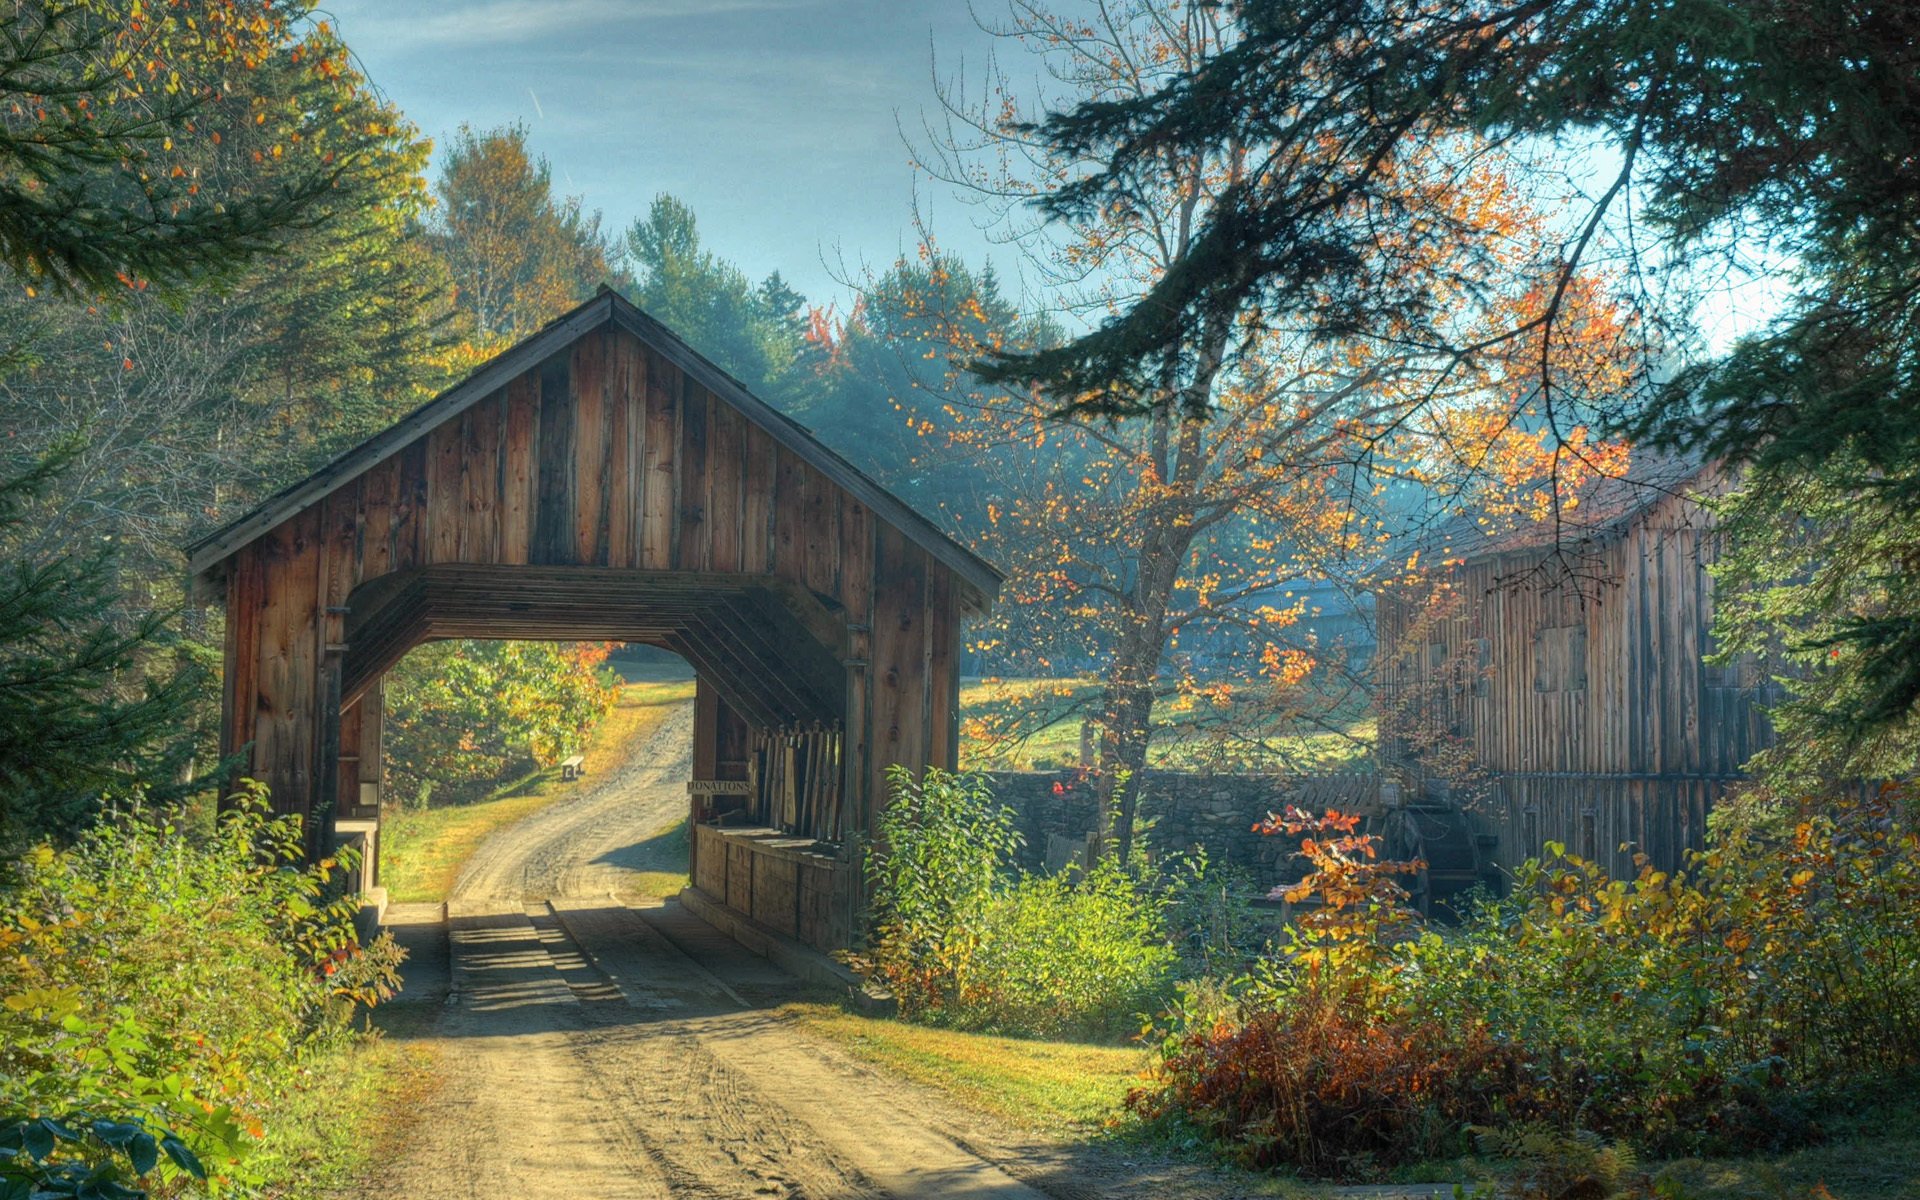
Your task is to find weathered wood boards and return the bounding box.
[197,295,996,955]
[1375,465,1774,876]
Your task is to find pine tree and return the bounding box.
[0,452,201,845]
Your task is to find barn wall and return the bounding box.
[220,324,967,856]
[1378,479,1774,874]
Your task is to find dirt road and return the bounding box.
[448,699,694,903]
[358,702,1068,1199]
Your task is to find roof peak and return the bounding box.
[185,290,1001,599]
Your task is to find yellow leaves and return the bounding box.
[2,986,82,1019]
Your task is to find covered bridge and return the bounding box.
[187,289,1000,952]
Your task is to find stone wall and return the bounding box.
[988,770,1379,887]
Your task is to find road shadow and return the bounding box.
[589,817,689,875]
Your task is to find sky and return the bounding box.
[321,0,1017,309]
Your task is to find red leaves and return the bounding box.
[1131,988,1530,1177]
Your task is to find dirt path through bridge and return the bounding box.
[446,697,695,903]
[355,702,1070,1199]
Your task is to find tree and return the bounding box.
[0,451,200,845]
[973,0,1920,753]
[430,124,614,341]
[804,251,1042,511]
[625,194,810,407]
[381,640,620,808]
[0,7,462,822]
[0,1,370,298]
[910,1,1631,857]
[0,22,459,594]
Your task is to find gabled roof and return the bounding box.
[1408,452,1712,569]
[185,289,1003,600]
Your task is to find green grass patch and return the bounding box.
[1644,1097,1920,1200]
[622,677,698,708]
[611,816,692,902]
[957,677,1372,772]
[380,682,687,902]
[249,1035,440,1199]
[780,1002,1149,1137]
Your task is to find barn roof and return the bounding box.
[1411,452,1711,568]
[185,289,1003,599]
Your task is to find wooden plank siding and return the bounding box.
[1376,470,1775,877]
[211,320,977,945]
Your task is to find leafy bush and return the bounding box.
[383,639,620,807]
[854,767,1023,1019]
[853,766,1178,1038]
[1131,788,1920,1178]
[0,787,403,1194]
[1134,985,1533,1176]
[1159,846,1268,978]
[961,862,1177,1038]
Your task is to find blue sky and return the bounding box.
[321,0,1013,309]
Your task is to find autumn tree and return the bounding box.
[0,5,439,836]
[977,0,1920,760]
[429,123,615,341]
[0,23,458,597]
[804,251,1044,512]
[913,1,1632,857]
[382,640,620,807]
[0,1,368,299]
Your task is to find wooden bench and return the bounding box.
[559,754,586,782]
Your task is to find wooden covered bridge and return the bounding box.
[187,289,1000,952]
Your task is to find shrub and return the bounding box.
[853,766,1177,1038]
[855,766,1020,1019]
[0,787,403,1194]
[1134,982,1534,1176]
[959,862,1178,1038]
[1131,787,1920,1178]
[1159,846,1267,978]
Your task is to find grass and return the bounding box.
[250,1034,440,1199]
[612,817,693,902]
[1644,1098,1920,1200]
[779,1002,1150,1137]
[957,677,1373,773]
[379,680,690,903]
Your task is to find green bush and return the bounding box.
[960,861,1177,1038]
[1133,788,1920,1178]
[854,765,1177,1038]
[0,787,402,1195]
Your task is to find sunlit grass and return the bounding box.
[957,676,1373,772]
[251,1036,440,1198]
[380,682,686,903]
[779,1001,1149,1136]
[613,816,692,902]
[622,677,697,708]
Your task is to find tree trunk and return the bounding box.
[1095,652,1157,863]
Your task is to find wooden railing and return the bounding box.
[748,723,845,843]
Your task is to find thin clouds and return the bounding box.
[322,0,1004,304]
[331,0,814,51]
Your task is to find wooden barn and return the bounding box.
[186,289,1000,954]
[1374,458,1775,882]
